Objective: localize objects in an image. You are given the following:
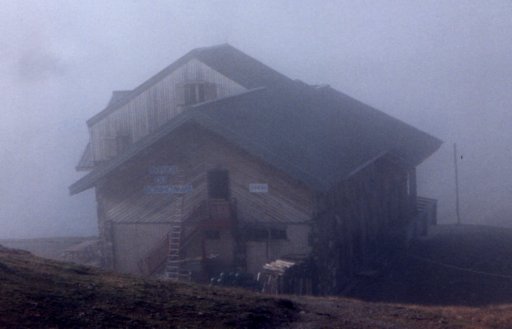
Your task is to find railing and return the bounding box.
[203,199,236,229]
[183,200,209,226]
[416,196,437,226]
[185,199,236,229]
[137,198,237,276]
[405,196,437,245]
[137,233,169,276]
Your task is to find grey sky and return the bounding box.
[1,0,511,238]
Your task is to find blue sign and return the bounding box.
[144,184,193,195]
[148,165,177,175]
[153,175,168,185]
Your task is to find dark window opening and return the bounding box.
[207,170,229,199]
[116,134,131,154]
[183,82,216,106]
[197,83,205,102]
[270,228,287,240]
[246,228,268,241]
[245,227,287,241]
[204,230,220,240]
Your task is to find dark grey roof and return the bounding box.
[106,90,132,107]
[71,106,198,195]
[193,86,441,189]
[75,143,94,171]
[70,84,441,195]
[87,44,292,126]
[193,44,293,89]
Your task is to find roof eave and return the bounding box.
[70,112,197,195]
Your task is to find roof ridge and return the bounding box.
[87,48,198,126]
[86,44,273,127]
[194,43,231,53]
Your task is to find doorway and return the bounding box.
[207,169,229,199]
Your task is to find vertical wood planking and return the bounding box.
[312,155,412,294]
[96,125,315,274]
[89,59,247,162]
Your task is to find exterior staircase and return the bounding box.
[137,197,239,281]
[402,196,438,246]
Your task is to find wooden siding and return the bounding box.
[99,125,314,224]
[95,124,314,274]
[89,59,246,163]
[312,155,413,295]
[112,222,172,274]
[98,124,207,226]
[199,131,314,225]
[245,224,311,274]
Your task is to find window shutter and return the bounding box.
[116,134,131,155]
[104,137,117,159]
[175,83,185,106]
[205,83,218,101]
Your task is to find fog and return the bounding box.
[1,0,511,239]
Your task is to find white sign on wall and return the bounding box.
[249,183,268,193]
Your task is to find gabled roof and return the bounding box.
[106,90,132,107]
[87,44,293,126]
[70,82,441,195]
[193,86,441,188]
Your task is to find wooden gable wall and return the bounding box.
[98,125,314,224]
[89,59,246,163]
[96,124,314,273]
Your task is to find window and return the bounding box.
[182,82,217,106]
[207,170,229,199]
[204,230,220,240]
[270,228,287,240]
[184,83,203,105]
[245,228,268,241]
[116,134,131,154]
[103,133,131,158]
[245,227,287,241]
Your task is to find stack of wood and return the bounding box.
[259,256,313,295]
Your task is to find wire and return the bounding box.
[408,254,512,281]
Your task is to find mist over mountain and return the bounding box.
[1,0,511,238]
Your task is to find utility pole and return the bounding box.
[453,143,461,225]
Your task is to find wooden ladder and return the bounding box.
[164,229,192,281]
[164,169,191,281]
[165,224,188,280]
